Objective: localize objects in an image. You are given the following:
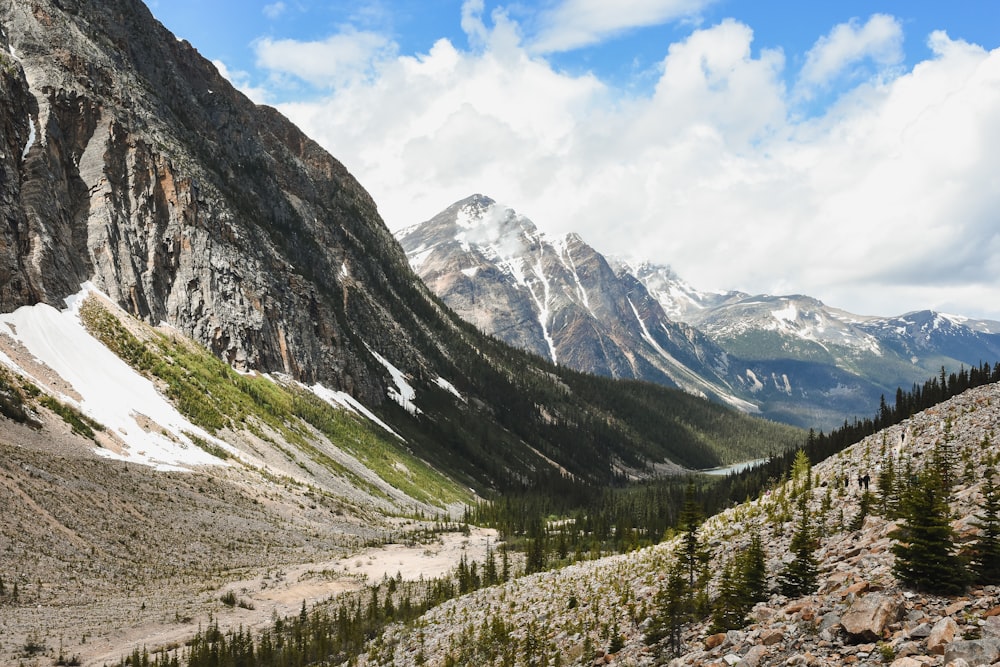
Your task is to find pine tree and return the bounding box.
[849,490,873,531]
[709,533,768,632]
[969,466,1000,585]
[890,467,969,594]
[646,560,688,657]
[709,557,744,633]
[878,453,899,518]
[742,533,768,606]
[790,449,812,496]
[677,480,710,615]
[778,494,819,598]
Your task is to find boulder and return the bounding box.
[928,616,960,655]
[982,615,1000,639]
[942,638,1000,666]
[737,645,768,667]
[842,593,904,642]
[890,658,928,667]
[759,629,784,646]
[705,633,727,649]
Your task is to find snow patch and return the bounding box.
[771,303,798,323]
[367,347,420,415]
[406,246,434,271]
[0,285,234,471]
[460,266,480,278]
[526,251,558,363]
[433,377,464,401]
[307,382,404,440]
[745,369,764,392]
[21,116,35,161]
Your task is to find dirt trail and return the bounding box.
[79,528,497,666]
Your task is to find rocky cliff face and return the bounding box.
[0,0,801,492]
[398,195,751,411]
[0,0,429,404]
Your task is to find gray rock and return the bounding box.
[942,638,1000,666]
[737,645,768,667]
[841,593,904,643]
[982,616,1000,639]
[819,612,842,631]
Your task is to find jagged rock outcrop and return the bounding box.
[397,195,753,412]
[0,0,428,403]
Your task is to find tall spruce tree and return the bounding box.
[677,480,709,616]
[778,494,819,598]
[646,558,689,657]
[890,467,969,594]
[709,533,768,632]
[970,466,1000,585]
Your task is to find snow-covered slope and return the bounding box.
[0,285,232,471]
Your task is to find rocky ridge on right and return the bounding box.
[353,381,1000,666]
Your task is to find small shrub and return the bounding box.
[39,395,104,440]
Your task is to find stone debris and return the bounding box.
[354,382,1000,666]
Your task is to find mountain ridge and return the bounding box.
[0,0,809,499]
[399,194,1000,430]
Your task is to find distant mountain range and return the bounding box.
[398,195,1000,430]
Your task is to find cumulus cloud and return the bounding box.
[255,29,397,89]
[253,15,1000,320]
[796,14,904,97]
[528,0,714,53]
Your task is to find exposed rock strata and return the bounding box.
[0,0,431,403]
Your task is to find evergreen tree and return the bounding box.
[742,533,768,606]
[849,490,873,531]
[890,467,969,594]
[677,480,710,615]
[709,557,744,633]
[483,542,498,586]
[790,449,812,496]
[878,454,899,518]
[646,560,688,657]
[778,494,819,598]
[969,466,1000,585]
[709,533,768,632]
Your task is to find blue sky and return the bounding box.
[147,1,1000,320]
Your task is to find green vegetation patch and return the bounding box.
[79,298,467,507]
[0,366,39,427]
[38,395,104,441]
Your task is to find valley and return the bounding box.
[1,1,999,667]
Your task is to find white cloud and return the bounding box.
[257,18,1000,321]
[529,0,714,53]
[263,2,287,20]
[797,14,903,96]
[255,29,397,89]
